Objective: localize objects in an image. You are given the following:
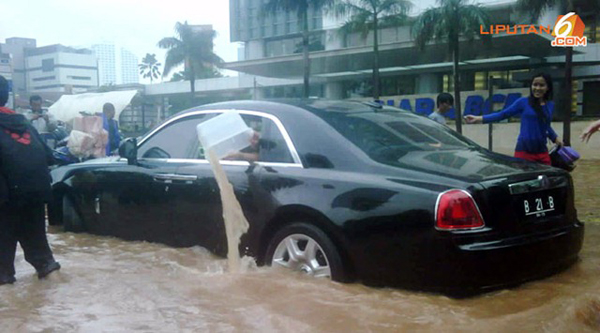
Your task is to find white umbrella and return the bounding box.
[48,90,138,122]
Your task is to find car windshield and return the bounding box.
[321,111,477,164]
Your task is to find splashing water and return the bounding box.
[206,149,250,273]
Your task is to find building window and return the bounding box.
[32,76,56,82]
[67,76,92,80]
[42,58,54,72]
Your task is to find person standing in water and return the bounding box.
[0,75,60,285]
[464,72,563,165]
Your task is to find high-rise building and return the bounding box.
[91,44,117,86]
[229,0,324,60]
[120,48,139,84]
[92,43,139,86]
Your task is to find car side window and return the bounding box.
[258,116,294,163]
[184,113,294,163]
[138,115,211,159]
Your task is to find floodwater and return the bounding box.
[1,161,600,332]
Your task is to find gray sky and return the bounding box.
[0,0,239,81]
[0,0,512,82]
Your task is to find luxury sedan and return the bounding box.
[48,99,584,296]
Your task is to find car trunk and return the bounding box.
[394,148,577,236]
[473,170,575,236]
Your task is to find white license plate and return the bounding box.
[523,195,555,217]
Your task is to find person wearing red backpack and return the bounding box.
[0,75,60,285]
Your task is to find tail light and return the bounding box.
[436,190,484,230]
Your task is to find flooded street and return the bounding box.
[1,161,600,332]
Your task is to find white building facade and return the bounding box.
[25,45,99,93]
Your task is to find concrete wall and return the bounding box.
[461,121,600,160]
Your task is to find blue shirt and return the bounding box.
[483,97,557,154]
[103,114,120,156]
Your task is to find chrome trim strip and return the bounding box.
[434,189,486,231]
[137,109,304,168]
[154,173,198,181]
[138,158,303,168]
[508,175,548,195]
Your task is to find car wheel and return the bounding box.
[62,196,84,232]
[266,222,345,281]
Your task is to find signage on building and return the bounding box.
[367,88,529,120]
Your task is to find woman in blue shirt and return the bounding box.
[464,72,563,165]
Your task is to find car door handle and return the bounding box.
[153,173,198,182]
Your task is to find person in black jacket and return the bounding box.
[0,75,60,285]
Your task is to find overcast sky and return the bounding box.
[0,0,239,81]
[0,0,512,82]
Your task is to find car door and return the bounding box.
[167,111,302,257]
[90,116,209,245]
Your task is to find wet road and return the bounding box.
[1,161,599,332]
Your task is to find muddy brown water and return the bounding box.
[2,161,600,332]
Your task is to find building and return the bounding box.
[92,43,139,86]
[0,37,36,94]
[91,43,117,86]
[24,44,99,93]
[120,48,139,84]
[0,52,13,108]
[224,0,600,118]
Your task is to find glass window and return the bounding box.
[42,58,54,72]
[320,111,475,166]
[156,112,295,163]
[138,115,212,159]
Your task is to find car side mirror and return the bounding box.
[119,137,138,165]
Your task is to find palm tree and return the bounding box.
[158,22,223,105]
[138,53,162,84]
[169,68,223,82]
[517,0,600,145]
[412,0,490,133]
[262,0,335,98]
[333,0,412,100]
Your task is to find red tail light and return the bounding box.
[436,190,484,230]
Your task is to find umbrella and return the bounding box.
[48,90,138,122]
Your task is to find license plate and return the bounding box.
[523,195,555,217]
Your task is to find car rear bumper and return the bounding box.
[355,221,585,296]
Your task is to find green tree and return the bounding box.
[169,67,223,83]
[158,22,223,105]
[333,0,412,100]
[262,0,335,98]
[138,53,162,84]
[516,0,600,145]
[412,0,490,133]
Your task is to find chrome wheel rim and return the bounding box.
[272,234,331,278]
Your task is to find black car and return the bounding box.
[48,100,584,295]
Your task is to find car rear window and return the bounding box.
[321,111,475,164]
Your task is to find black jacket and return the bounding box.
[0,112,55,205]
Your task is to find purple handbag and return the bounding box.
[549,145,580,171]
[557,146,580,164]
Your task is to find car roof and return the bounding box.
[171,99,410,120]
